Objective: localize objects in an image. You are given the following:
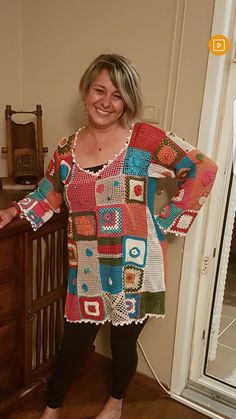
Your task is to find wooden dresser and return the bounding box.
[0,192,68,417]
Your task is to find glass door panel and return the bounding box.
[205,173,236,388]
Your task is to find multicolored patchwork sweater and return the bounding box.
[17,122,217,325]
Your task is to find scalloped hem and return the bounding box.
[19,208,38,231]
[64,312,165,326]
[155,221,187,237]
[18,202,58,232]
[161,227,187,237]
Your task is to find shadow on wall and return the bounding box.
[69,98,85,132]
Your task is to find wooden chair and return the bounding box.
[1,105,48,185]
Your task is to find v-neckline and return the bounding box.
[71,125,134,177]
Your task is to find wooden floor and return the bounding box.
[6,353,209,419]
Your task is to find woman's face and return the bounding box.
[84,68,125,129]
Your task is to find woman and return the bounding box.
[0,54,217,419]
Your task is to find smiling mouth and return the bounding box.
[95,108,112,116]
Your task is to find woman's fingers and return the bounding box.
[0,208,15,229]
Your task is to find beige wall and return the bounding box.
[0,0,214,386]
[0,0,23,176]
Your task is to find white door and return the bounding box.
[171,1,236,418]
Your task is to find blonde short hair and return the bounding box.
[79,54,142,126]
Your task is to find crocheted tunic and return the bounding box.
[17,122,217,325]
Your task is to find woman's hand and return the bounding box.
[0,206,18,229]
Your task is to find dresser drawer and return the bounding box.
[0,281,16,317]
[0,321,16,363]
[0,236,21,273]
[0,361,15,400]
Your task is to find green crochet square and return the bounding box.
[140,291,165,316]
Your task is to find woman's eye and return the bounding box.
[113,94,122,100]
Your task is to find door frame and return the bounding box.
[171,0,236,399]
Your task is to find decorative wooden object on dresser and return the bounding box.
[0,192,68,418]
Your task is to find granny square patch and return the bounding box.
[68,241,78,267]
[72,211,97,240]
[66,181,96,212]
[171,179,194,210]
[129,123,165,153]
[79,296,105,321]
[153,138,185,167]
[123,237,147,267]
[97,205,123,236]
[165,131,195,153]
[170,210,198,234]
[123,147,151,176]
[67,216,73,239]
[125,293,141,319]
[77,240,99,263]
[77,272,103,296]
[140,291,165,317]
[103,293,130,324]
[60,160,71,183]
[99,256,123,266]
[33,203,49,218]
[65,294,81,321]
[155,204,182,230]
[46,189,63,209]
[100,264,123,294]
[123,204,147,237]
[38,177,54,196]
[97,236,123,256]
[47,157,56,178]
[95,175,125,206]
[76,240,102,296]
[27,210,44,228]
[98,237,123,264]
[125,176,147,204]
[148,163,175,179]
[58,135,73,155]
[68,267,77,295]
[201,169,216,187]
[175,155,196,179]
[30,190,48,203]
[18,196,35,210]
[123,266,144,292]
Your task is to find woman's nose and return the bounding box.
[101,95,112,108]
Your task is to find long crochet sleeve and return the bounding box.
[17,140,67,231]
[150,130,218,236]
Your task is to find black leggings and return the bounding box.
[47,320,147,408]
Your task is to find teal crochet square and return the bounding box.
[100,264,123,294]
[68,268,77,295]
[123,147,151,176]
[125,293,141,319]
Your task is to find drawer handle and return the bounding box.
[27,311,36,321]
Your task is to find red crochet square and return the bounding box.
[79,296,105,321]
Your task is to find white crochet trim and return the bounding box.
[155,208,198,237]
[72,125,134,177]
[18,201,56,232]
[165,131,195,152]
[159,227,187,237]
[18,202,39,231]
[19,212,38,231]
[155,219,187,237]
[155,217,187,237]
[64,312,165,326]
